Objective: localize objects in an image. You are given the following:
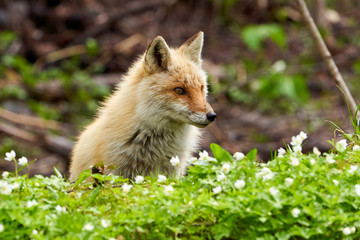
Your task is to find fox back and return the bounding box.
[69,32,216,180]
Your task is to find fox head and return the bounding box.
[136,31,216,128]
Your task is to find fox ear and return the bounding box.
[144,36,171,73]
[180,31,204,65]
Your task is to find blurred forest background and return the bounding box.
[0,0,360,176]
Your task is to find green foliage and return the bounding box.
[210,143,233,163]
[0,32,110,123]
[1,132,360,239]
[240,24,287,52]
[222,63,310,113]
[210,0,239,23]
[0,31,17,51]
[0,85,27,100]
[28,100,61,121]
[256,73,310,107]
[85,38,100,57]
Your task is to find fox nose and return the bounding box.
[206,112,217,122]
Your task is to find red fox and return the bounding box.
[69,32,216,180]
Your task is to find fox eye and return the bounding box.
[174,87,185,95]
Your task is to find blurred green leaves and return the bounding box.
[241,24,287,51]
[85,38,100,57]
[0,33,110,123]
[0,31,17,51]
[214,62,310,113]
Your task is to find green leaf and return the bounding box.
[72,169,91,189]
[85,38,99,57]
[241,24,286,51]
[53,167,63,178]
[210,143,233,163]
[246,149,258,161]
[211,222,232,240]
[86,186,102,207]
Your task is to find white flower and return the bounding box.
[333,179,339,186]
[309,158,316,166]
[290,136,302,146]
[170,156,180,166]
[217,173,226,182]
[212,186,222,194]
[291,208,301,218]
[342,225,356,235]
[263,172,275,181]
[187,157,198,165]
[255,167,275,181]
[293,145,302,154]
[313,147,321,156]
[55,205,66,214]
[163,185,174,196]
[269,187,279,196]
[221,163,231,174]
[18,156,28,166]
[260,167,271,175]
[11,182,20,189]
[234,179,245,189]
[0,180,13,195]
[353,145,360,151]
[335,139,347,152]
[157,174,167,183]
[32,229,38,235]
[4,150,16,161]
[0,223,4,232]
[271,60,286,72]
[134,175,144,184]
[277,148,286,158]
[326,156,336,164]
[285,178,294,187]
[142,189,149,196]
[298,131,307,141]
[199,150,217,163]
[290,157,300,167]
[26,200,38,208]
[101,219,111,228]
[199,150,209,160]
[122,183,133,193]
[343,227,352,235]
[83,223,94,231]
[233,152,245,161]
[2,171,9,178]
[355,184,360,196]
[348,165,358,174]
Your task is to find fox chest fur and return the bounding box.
[69,32,216,180]
[105,120,197,177]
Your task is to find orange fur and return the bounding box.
[69,32,216,180]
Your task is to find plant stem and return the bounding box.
[14,159,18,177]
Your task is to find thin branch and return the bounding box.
[0,122,37,142]
[0,108,61,130]
[34,34,144,71]
[296,0,359,119]
[0,122,73,159]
